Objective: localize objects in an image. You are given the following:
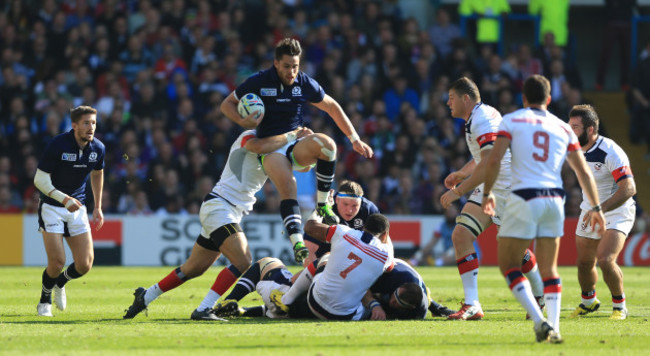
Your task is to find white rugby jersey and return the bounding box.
[498,108,580,190]
[465,103,511,190]
[580,136,634,211]
[311,225,394,316]
[212,130,268,211]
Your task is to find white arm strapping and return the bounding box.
[34,169,68,204]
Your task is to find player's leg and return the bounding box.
[291,133,338,224]
[54,229,93,311]
[262,153,307,262]
[272,255,328,312]
[521,248,546,318]
[123,240,220,319]
[447,201,491,320]
[596,229,628,319]
[570,235,600,317]
[533,236,563,343]
[39,231,66,316]
[194,228,252,317]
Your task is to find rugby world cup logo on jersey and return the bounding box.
[260,88,277,96]
[89,152,98,162]
[61,153,77,161]
[292,86,302,96]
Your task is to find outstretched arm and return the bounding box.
[311,94,373,158]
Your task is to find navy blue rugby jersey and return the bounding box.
[234,66,325,138]
[370,259,428,320]
[304,195,380,257]
[37,130,105,206]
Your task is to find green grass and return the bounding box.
[1,266,649,355]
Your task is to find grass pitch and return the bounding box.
[1,266,649,355]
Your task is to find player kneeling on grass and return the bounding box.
[123,128,310,321]
[270,214,394,321]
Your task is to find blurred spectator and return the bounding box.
[528,0,570,48]
[410,202,460,266]
[595,0,638,91]
[458,0,511,49]
[428,8,461,59]
[629,41,650,157]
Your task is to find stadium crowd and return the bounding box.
[0,1,591,219]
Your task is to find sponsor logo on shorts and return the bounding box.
[62,153,77,161]
[261,88,277,96]
[46,223,59,227]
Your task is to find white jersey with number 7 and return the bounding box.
[311,225,394,316]
[498,108,580,190]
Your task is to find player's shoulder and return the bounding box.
[90,136,105,151]
[361,197,380,213]
[599,136,628,159]
[501,107,529,121]
[47,130,74,150]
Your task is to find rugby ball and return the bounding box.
[237,93,265,119]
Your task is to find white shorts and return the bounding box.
[256,280,291,319]
[576,203,636,240]
[262,139,314,172]
[498,190,565,239]
[38,201,90,237]
[468,184,509,226]
[198,196,244,238]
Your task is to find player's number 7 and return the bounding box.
[339,252,362,279]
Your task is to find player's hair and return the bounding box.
[569,104,600,132]
[523,75,551,105]
[338,180,364,197]
[275,38,302,60]
[70,106,97,123]
[397,283,423,309]
[449,77,480,102]
[364,213,390,236]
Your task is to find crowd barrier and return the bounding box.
[1,214,648,266]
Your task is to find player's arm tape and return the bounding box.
[34,169,74,208]
[284,131,297,143]
[348,132,360,143]
[368,300,381,309]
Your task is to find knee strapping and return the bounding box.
[312,136,336,160]
[455,213,485,238]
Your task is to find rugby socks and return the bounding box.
[521,249,544,306]
[224,262,261,301]
[282,262,316,305]
[544,277,562,332]
[612,294,626,310]
[581,289,597,306]
[145,267,190,305]
[197,264,243,311]
[280,199,303,236]
[55,263,83,288]
[504,268,543,323]
[315,159,335,205]
[457,253,479,306]
[40,269,57,304]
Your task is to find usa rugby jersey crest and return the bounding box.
[235,66,325,138]
[37,130,105,206]
[580,136,635,211]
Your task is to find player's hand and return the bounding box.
[583,210,606,236]
[481,192,496,217]
[352,140,373,158]
[440,189,460,209]
[444,172,466,189]
[63,196,83,213]
[370,305,386,321]
[295,127,313,139]
[240,111,264,129]
[93,207,104,231]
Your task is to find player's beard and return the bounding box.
[578,131,589,146]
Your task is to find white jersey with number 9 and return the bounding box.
[498,108,580,190]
